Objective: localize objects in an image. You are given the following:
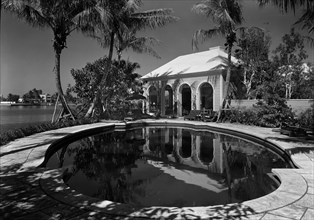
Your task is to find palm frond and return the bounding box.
[116,28,160,58]
[192,0,243,35]
[294,8,314,33]
[124,0,142,12]
[131,8,179,30]
[88,27,113,49]
[130,39,161,59]
[258,0,314,33]
[303,35,314,47]
[192,1,214,17]
[257,0,311,13]
[192,28,222,51]
[2,0,50,28]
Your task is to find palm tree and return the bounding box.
[258,0,314,34]
[84,0,178,117]
[2,0,97,121]
[115,29,160,62]
[192,0,244,119]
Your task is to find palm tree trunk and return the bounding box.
[222,143,233,203]
[224,45,232,105]
[108,31,115,61]
[217,44,232,122]
[54,51,75,121]
[85,31,115,118]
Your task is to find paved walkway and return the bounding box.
[0,120,313,219]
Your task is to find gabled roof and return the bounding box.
[141,46,238,80]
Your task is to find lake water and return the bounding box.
[0,105,59,132]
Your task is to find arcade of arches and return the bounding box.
[142,127,224,173]
[145,80,218,117]
[141,46,236,117]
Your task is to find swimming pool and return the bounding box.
[44,123,294,208]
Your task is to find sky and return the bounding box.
[1,0,313,97]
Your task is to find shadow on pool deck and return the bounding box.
[0,132,72,157]
[1,164,258,220]
[38,168,259,220]
[0,168,89,220]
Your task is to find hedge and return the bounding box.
[0,118,98,146]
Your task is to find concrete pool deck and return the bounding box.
[0,119,313,219]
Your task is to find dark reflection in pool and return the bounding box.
[47,127,289,207]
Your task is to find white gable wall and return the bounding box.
[142,46,235,116]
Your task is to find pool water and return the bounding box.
[47,126,289,207]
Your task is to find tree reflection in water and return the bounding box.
[47,127,289,207]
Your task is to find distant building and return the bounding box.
[39,94,52,103]
[141,46,238,116]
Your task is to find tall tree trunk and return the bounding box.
[217,44,232,121]
[222,143,233,203]
[117,50,122,62]
[224,44,232,105]
[54,50,75,121]
[85,31,115,118]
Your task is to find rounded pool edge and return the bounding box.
[39,167,307,219]
[40,119,298,169]
[38,120,307,219]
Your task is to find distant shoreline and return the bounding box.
[0,102,53,106]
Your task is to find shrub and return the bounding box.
[253,100,295,127]
[297,105,314,129]
[223,99,296,128]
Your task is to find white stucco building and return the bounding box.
[141,46,238,116]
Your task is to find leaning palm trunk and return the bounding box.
[85,32,115,118]
[54,49,75,122]
[217,44,233,122]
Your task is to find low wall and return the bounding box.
[230,99,313,115]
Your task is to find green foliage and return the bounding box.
[254,100,295,127]
[297,104,314,128]
[0,118,97,146]
[235,27,271,98]
[70,57,143,119]
[272,28,309,99]
[290,65,314,99]
[273,28,308,66]
[22,88,42,102]
[224,99,296,127]
[6,93,20,102]
[229,66,247,99]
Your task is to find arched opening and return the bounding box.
[181,84,191,116]
[165,128,174,155]
[149,128,161,152]
[199,136,214,165]
[149,86,158,113]
[180,130,192,158]
[200,83,213,110]
[164,85,173,116]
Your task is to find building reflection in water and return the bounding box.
[49,126,287,207]
[143,127,224,174]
